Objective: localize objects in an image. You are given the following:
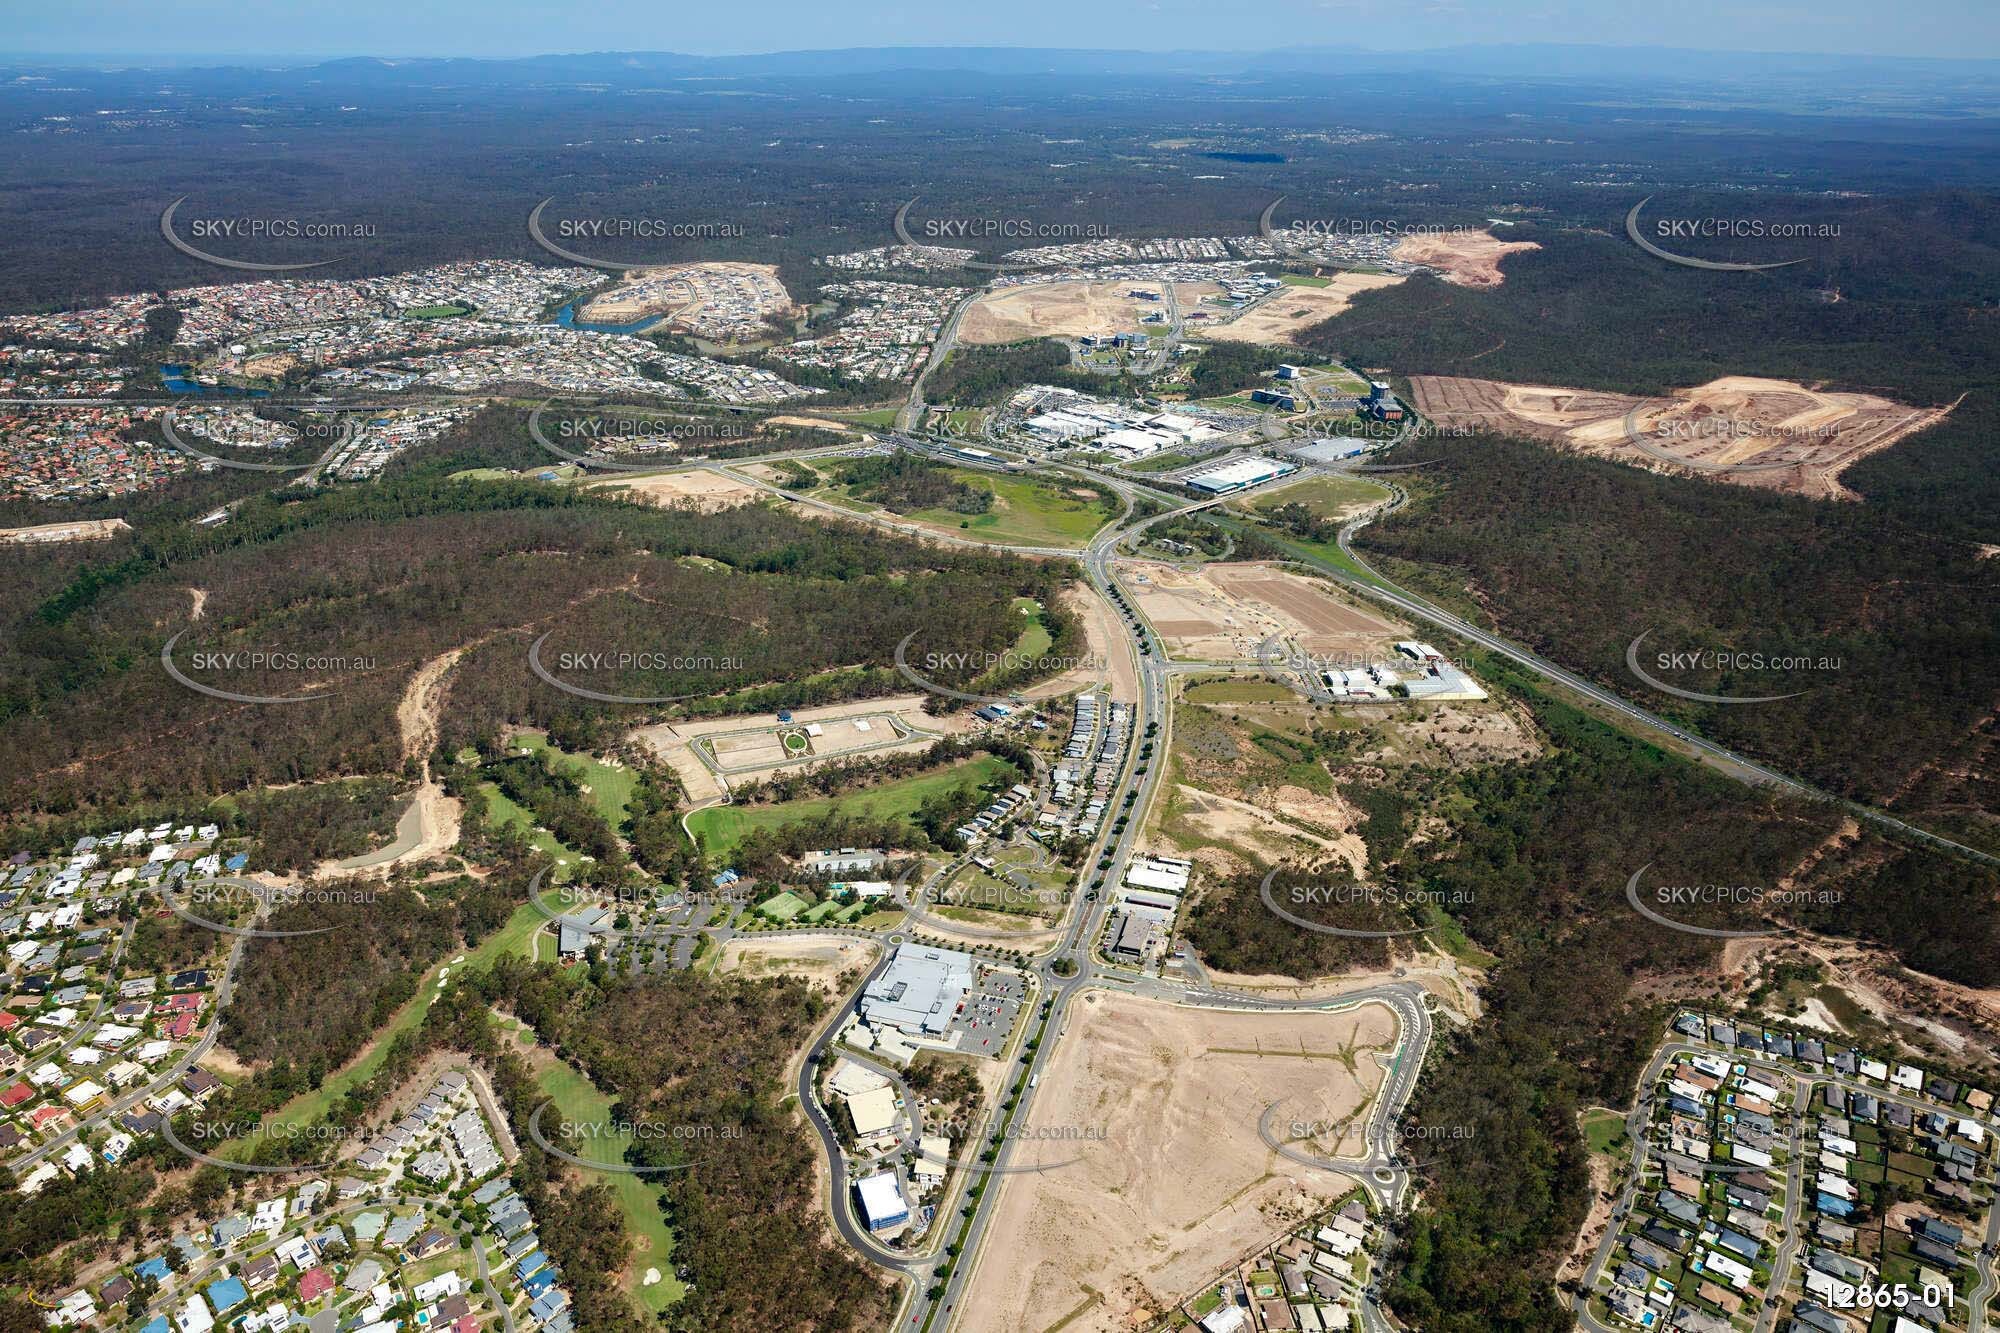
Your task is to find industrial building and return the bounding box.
[1185,455,1298,495]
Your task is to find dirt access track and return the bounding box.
[1197,272,1405,346]
[1120,558,1402,662]
[1409,374,1951,500]
[1392,228,1540,287]
[958,990,1400,1333]
[959,280,1217,345]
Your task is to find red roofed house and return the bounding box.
[298,1267,333,1303]
[0,1082,31,1108]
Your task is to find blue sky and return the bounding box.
[5,0,1996,62]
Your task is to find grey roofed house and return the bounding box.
[530,1290,571,1322]
[1736,1029,1762,1050]
[1850,1093,1879,1123]
[295,1179,328,1210]
[504,1230,541,1260]
[1725,1186,1771,1214]
[1628,1238,1675,1271]
[472,1175,512,1205]
[1912,1237,1958,1268]
[1710,1226,1759,1260]
[494,1205,533,1238]
[1614,1262,1647,1288]
[1672,1306,1731,1333]
[52,984,89,1005]
[384,1212,424,1246]
[1813,1218,1856,1246]
[355,1148,387,1170]
[171,1234,205,1265]
[1926,1076,1959,1103]
[410,1149,451,1181]
[335,1176,367,1198]
[1823,1085,1846,1112]
[1797,1038,1825,1064]
[1884,1102,1913,1129]
[1831,1048,1858,1076]
[1809,1249,1865,1282]
[316,1224,348,1252]
[351,1210,386,1242]
[1673,1014,1704,1038]
[1790,1303,1845,1333]
[1914,1216,1963,1247]
[543,1313,576,1333]
[1653,1191,1702,1226]
[343,1258,383,1292]
[211,1215,251,1247]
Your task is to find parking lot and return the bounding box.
[946,964,1028,1056]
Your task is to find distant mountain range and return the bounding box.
[9,44,2000,115]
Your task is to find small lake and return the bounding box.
[160,364,270,397]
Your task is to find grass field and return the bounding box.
[1182,678,1296,704]
[515,732,638,830]
[478,782,581,867]
[534,1059,687,1312]
[1279,273,1332,288]
[1126,450,1201,473]
[405,303,473,318]
[900,470,1117,547]
[1252,474,1389,519]
[686,754,1018,858]
[1580,1108,1628,1158]
[848,409,900,428]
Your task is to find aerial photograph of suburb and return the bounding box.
[1,1,1998,1331]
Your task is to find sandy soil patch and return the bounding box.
[1122,558,1400,662]
[1392,228,1540,287]
[580,260,796,338]
[959,991,1398,1333]
[1408,374,1951,500]
[1014,581,1138,705]
[761,414,859,433]
[0,517,130,544]
[716,937,877,997]
[1197,273,1405,345]
[588,468,763,512]
[961,281,1185,345]
[1384,700,1543,767]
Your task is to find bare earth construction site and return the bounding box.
[1409,373,1951,498]
[957,991,1400,1333]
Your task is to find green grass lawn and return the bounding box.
[1580,1108,1628,1158]
[514,732,639,830]
[1183,678,1296,704]
[1279,273,1332,288]
[847,408,900,428]
[477,781,581,867]
[534,1060,688,1312]
[897,471,1117,547]
[405,303,473,318]
[687,754,1017,858]
[1253,474,1389,520]
[1126,450,1200,473]
[760,890,811,921]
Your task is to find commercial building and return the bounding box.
[860,945,975,1039]
[854,1170,910,1231]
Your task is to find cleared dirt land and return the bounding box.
[714,937,876,996]
[579,260,796,333]
[960,280,1215,345]
[1409,374,1951,499]
[586,468,763,511]
[1121,559,1401,662]
[0,517,130,543]
[1391,228,1540,287]
[959,991,1399,1333]
[1197,272,1405,345]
